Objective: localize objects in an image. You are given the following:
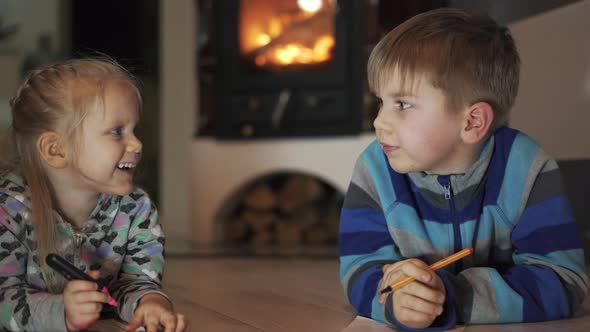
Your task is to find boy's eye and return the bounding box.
[395,101,411,110]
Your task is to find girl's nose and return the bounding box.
[127,135,143,154]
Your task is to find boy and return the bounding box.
[339,8,588,330]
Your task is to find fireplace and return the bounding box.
[208,0,364,138]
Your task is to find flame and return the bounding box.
[261,35,334,66]
[240,0,335,68]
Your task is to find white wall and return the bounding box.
[509,0,590,159]
[190,135,374,244]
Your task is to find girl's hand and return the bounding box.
[125,293,189,332]
[64,270,110,331]
[378,259,446,329]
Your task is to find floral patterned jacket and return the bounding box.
[0,173,167,331]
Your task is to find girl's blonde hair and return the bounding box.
[0,57,141,292]
[368,8,520,131]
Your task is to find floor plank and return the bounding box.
[162,258,355,331]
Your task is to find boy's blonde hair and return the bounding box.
[368,8,520,131]
[0,57,141,292]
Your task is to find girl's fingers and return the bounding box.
[174,314,188,332]
[86,270,101,279]
[160,312,176,332]
[145,316,160,332]
[68,289,110,306]
[65,280,99,293]
[74,301,104,315]
[125,315,144,332]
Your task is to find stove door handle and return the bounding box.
[271,89,291,130]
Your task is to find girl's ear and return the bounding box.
[460,102,494,144]
[37,131,67,168]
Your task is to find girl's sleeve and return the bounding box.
[109,196,169,322]
[447,159,588,324]
[0,210,68,331]
[339,157,456,330]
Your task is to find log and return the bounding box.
[277,174,324,213]
[243,183,277,210]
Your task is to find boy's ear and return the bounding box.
[37,131,67,168]
[461,102,494,144]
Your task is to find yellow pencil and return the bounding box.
[380,247,474,294]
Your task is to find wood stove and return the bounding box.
[213,0,364,138]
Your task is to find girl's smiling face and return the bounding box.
[373,71,468,175]
[71,80,143,196]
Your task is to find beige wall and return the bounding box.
[0,0,63,129]
[509,0,590,159]
[159,0,196,245]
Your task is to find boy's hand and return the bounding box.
[378,259,446,329]
[64,270,109,331]
[125,293,189,332]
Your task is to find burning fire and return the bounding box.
[240,0,335,68]
[254,35,334,66]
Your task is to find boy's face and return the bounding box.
[373,72,467,175]
[70,81,143,196]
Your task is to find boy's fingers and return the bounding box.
[379,268,405,290]
[405,282,445,304]
[400,261,432,283]
[378,291,391,305]
[400,292,443,317]
[396,305,437,326]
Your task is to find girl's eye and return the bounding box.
[110,128,124,136]
[395,101,411,110]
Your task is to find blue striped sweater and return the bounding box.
[339,127,588,330]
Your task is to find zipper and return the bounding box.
[73,231,83,265]
[443,184,451,200]
[441,177,463,273]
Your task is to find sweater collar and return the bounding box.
[408,135,494,210]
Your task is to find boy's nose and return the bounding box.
[373,110,386,131]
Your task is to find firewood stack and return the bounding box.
[223,173,341,246]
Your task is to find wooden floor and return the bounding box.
[161,257,355,331]
[95,257,590,331]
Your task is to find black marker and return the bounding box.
[46,253,118,306]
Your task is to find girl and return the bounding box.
[0,58,188,332]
